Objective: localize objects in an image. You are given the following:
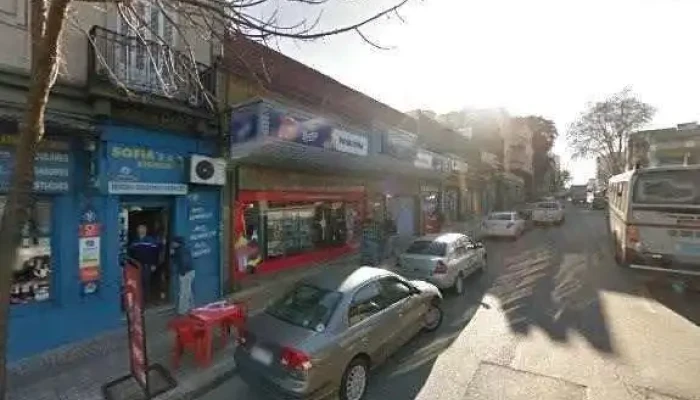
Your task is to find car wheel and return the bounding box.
[422,299,443,332]
[453,273,465,295]
[340,357,369,400]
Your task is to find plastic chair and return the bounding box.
[219,303,247,346]
[168,316,208,368]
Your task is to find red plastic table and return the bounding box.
[189,302,246,366]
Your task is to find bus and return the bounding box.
[607,165,700,275]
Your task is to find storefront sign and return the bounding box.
[230,105,259,145]
[0,135,72,193]
[123,260,149,390]
[432,153,447,172]
[239,166,365,193]
[414,150,434,169]
[267,108,369,157]
[79,222,101,284]
[383,130,417,161]
[188,191,219,259]
[105,143,188,195]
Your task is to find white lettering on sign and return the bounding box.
[108,181,188,195]
[110,146,182,170]
[332,130,368,156]
[35,167,69,177]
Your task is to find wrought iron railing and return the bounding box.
[89,26,216,108]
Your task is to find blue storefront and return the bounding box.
[7,122,223,361]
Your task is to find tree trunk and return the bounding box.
[0,1,70,397]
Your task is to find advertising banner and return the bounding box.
[230,105,259,145]
[0,135,72,193]
[105,143,188,195]
[383,130,417,162]
[187,190,220,260]
[267,108,369,156]
[123,260,149,391]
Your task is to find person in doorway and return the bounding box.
[128,224,161,303]
[172,236,195,315]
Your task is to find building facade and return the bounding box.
[2,3,222,360]
[628,122,700,169]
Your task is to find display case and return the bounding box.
[266,206,315,258]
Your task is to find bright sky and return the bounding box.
[266,0,700,184]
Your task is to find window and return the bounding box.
[348,282,384,326]
[378,278,413,307]
[266,284,342,331]
[0,197,53,305]
[633,170,700,205]
[405,240,447,256]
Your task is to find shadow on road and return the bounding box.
[365,270,491,399]
[487,207,617,354]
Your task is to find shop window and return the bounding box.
[0,196,53,305]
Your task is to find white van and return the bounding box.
[608,165,700,275]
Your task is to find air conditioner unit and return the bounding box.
[189,155,226,186]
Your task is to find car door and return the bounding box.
[465,237,485,270]
[341,281,396,365]
[377,277,425,350]
[461,237,480,274]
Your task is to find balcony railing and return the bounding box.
[89,26,216,108]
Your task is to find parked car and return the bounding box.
[532,201,565,225]
[517,210,534,231]
[234,266,443,400]
[396,233,486,295]
[482,211,526,239]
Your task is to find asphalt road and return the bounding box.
[199,206,700,400]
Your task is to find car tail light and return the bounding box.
[627,225,640,244]
[280,347,312,371]
[434,260,448,274]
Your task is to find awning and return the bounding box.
[229,137,449,180]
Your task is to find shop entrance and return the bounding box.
[119,201,172,307]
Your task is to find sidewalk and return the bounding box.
[7,253,390,400]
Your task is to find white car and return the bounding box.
[482,212,526,239]
[531,201,565,225]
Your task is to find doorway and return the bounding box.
[120,203,172,307]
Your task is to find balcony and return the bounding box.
[88,26,216,109]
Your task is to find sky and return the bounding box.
[260,0,700,184]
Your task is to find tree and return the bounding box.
[522,116,558,193]
[567,87,655,176]
[0,0,409,397]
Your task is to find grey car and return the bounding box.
[234,266,443,400]
[396,233,487,295]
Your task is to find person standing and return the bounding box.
[172,236,195,315]
[128,224,161,304]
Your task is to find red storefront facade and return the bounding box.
[230,166,367,281]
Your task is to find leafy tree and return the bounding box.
[0,0,408,396]
[556,169,572,190]
[567,87,655,176]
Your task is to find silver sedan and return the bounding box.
[234,266,443,400]
[396,233,487,295]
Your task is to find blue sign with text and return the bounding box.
[105,143,188,195]
[0,138,72,193]
[187,190,219,260]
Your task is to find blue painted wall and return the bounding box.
[8,123,222,361]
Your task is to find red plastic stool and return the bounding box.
[168,316,208,368]
[219,303,247,346]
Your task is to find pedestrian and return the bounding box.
[172,236,195,315]
[128,224,161,304]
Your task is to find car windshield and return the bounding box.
[405,240,447,256]
[266,284,342,331]
[633,170,700,205]
[536,202,558,209]
[488,213,513,221]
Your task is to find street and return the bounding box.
[200,206,700,400]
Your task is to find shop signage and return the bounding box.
[383,130,417,161]
[0,135,72,193]
[188,191,219,259]
[79,223,101,283]
[414,150,433,169]
[432,153,447,172]
[267,108,369,156]
[105,143,188,195]
[123,260,149,391]
[230,105,259,145]
[420,183,440,193]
